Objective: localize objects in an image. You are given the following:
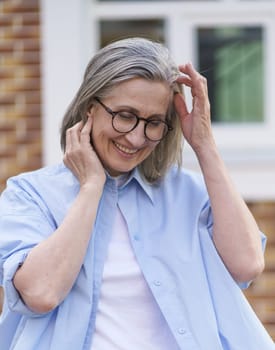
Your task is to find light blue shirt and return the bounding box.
[0,163,274,349]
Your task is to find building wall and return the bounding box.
[0,0,275,342]
[0,0,42,194]
[0,0,42,315]
[245,202,275,339]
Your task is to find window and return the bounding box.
[100,19,165,47]
[198,26,264,123]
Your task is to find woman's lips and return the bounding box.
[113,141,138,155]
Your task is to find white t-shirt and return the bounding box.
[91,204,179,349]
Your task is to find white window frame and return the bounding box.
[41,0,275,200]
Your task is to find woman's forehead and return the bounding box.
[105,79,171,113]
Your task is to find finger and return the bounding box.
[69,121,84,149]
[176,75,193,87]
[79,116,93,145]
[181,64,209,101]
[177,63,204,90]
[179,63,207,86]
[178,62,198,77]
[66,123,81,151]
[174,93,189,119]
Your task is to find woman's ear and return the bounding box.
[87,105,94,118]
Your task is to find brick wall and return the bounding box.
[0,0,275,342]
[0,0,42,194]
[245,202,275,340]
[0,0,41,316]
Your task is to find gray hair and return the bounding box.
[60,37,183,183]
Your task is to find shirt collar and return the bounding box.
[126,167,155,204]
[66,162,155,204]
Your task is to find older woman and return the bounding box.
[0,37,274,349]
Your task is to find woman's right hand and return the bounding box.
[63,116,106,189]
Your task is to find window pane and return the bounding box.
[99,19,165,47]
[197,26,264,123]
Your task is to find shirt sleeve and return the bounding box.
[0,179,57,316]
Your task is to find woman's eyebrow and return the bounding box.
[114,105,166,119]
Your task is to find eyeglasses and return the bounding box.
[95,97,172,142]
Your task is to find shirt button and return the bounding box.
[178,328,186,335]
[153,280,162,286]
[94,281,100,289]
[133,235,140,241]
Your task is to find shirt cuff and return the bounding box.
[2,250,38,316]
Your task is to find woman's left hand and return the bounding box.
[174,64,264,284]
[174,63,214,154]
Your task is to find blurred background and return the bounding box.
[0,0,275,339]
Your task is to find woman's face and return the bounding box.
[88,78,171,177]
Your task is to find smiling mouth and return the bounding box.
[113,141,138,155]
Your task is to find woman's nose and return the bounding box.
[124,121,146,146]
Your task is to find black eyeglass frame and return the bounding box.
[95,97,173,142]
